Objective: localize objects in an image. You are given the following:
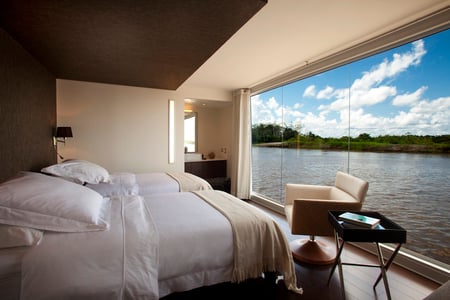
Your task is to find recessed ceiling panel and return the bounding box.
[0,0,266,90]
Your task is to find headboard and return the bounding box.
[0,28,56,183]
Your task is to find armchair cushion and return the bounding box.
[335,171,369,203]
[284,172,368,236]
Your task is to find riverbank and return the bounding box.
[254,141,450,153]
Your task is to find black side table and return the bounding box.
[327,211,407,300]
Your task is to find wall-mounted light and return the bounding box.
[168,100,175,164]
[53,126,73,147]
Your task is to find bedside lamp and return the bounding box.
[53,126,73,146]
[53,126,73,160]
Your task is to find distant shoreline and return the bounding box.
[253,142,450,154]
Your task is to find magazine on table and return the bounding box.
[338,212,381,229]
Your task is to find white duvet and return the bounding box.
[20,192,233,299]
[20,195,159,300]
[145,192,233,297]
[19,191,298,299]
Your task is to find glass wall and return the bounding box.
[251,29,450,266]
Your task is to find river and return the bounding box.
[252,147,450,265]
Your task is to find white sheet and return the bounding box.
[0,248,28,300]
[136,173,179,195]
[86,172,210,197]
[0,248,28,277]
[18,191,296,299]
[85,172,139,197]
[143,192,233,297]
[20,195,159,300]
[19,192,232,299]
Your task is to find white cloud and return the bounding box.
[411,96,450,114]
[352,86,397,107]
[251,95,277,124]
[349,96,450,136]
[251,39,449,137]
[303,85,316,97]
[267,97,279,110]
[317,86,335,99]
[393,110,421,127]
[316,40,426,115]
[294,112,342,137]
[293,102,303,109]
[392,86,428,106]
[351,40,426,92]
[253,94,450,137]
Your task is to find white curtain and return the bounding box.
[230,88,251,199]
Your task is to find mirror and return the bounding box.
[184,111,197,153]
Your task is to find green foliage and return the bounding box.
[251,123,450,153]
[252,124,282,143]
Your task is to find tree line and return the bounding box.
[252,123,450,153]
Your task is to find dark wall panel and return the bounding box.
[0,28,56,183]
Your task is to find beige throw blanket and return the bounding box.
[167,172,212,192]
[194,190,303,294]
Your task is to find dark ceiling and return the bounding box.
[0,0,266,90]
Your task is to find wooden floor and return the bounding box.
[162,201,440,300]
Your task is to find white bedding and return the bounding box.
[18,192,232,299]
[0,248,28,300]
[86,172,212,197]
[145,192,234,297]
[20,195,159,300]
[17,191,299,299]
[0,248,27,278]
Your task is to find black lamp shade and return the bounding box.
[56,127,73,138]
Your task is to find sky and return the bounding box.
[251,29,450,138]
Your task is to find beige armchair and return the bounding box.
[285,171,369,265]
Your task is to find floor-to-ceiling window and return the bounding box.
[251,29,450,270]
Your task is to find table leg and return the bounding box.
[374,243,402,288]
[374,242,392,300]
[327,230,346,295]
[327,231,339,283]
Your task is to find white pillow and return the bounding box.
[0,224,43,248]
[41,159,110,184]
[85,173,139,197]
[0,172,110,232]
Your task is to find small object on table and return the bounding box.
[338,211,380,228]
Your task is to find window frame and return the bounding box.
[248,8,450,284]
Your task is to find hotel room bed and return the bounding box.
[85,171,212,197]
[40,159,213,196]
[0,171,302,299]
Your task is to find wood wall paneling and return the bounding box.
[0,28,56,183]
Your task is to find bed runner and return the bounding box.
[193,190,303,294]
[167,172,212,192]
